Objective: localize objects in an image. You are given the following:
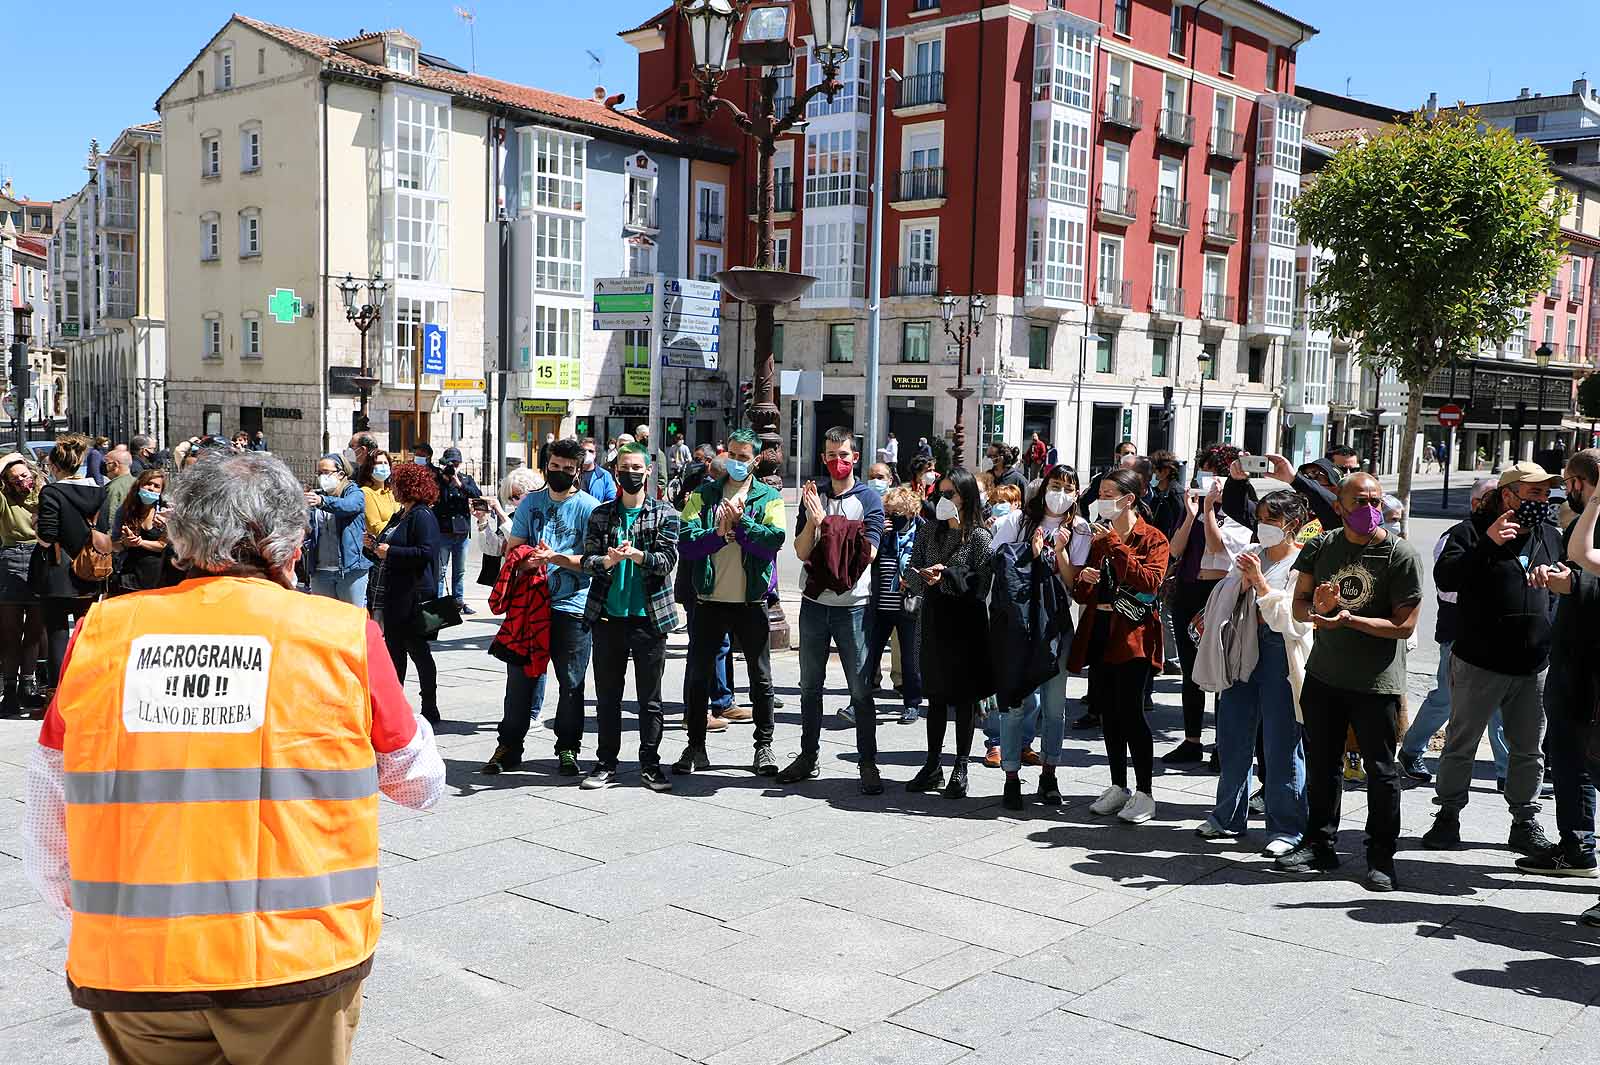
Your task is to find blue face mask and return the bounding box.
[371,464,391,482]
[413,455,430,466]
[724,459,750,483]
[990,502,1013,517]
[137,488,161,506]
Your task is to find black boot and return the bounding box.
[1003,775,1024,811]
[942,759,969,799]
[906,759,944,793]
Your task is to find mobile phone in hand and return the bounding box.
[1241,455,1272,475]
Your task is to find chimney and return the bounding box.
[593,86,607,103]
[1426,91,1438,115]
[1576,78,1592,99]
[1519,87,1532,99]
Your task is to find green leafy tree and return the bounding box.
[1294,107,1567,529]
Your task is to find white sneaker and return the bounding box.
[1090,785,1132,815]
[1195,818,1238,840]
[1117,791,1156,823]
[1261,838,1297,858]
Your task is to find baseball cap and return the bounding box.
[1496,461,1559,489]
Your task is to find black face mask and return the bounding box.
[546,469,576,493]
[1516,498,1554,528]
[617,469,648,493]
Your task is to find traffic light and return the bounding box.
[8,342,28,404]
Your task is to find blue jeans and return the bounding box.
[987,692,1036,752]
[1402,640,1509,778]
[311,568,369,607]
[1210,628,1307,843]
[497,611,587,756]
[798,599,876,760]
[1001,646,1068,771]
[862,609,921,711]
[436,535,468,602]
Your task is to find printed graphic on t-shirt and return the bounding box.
[1328,559,1376,613]
[121,634,273,733]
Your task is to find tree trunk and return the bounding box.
[1396,378,1425,538]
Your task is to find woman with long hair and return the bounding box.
[357,449,397,535]
[1071,468,1171,823]
[861,484,926,725]
[113,469,172,594]
[369,461,442,724]
[904,466,996,798]
[1197,490,1312,855]
[32,434,109,700]
[305,453,371,606]
[0,453,46,716]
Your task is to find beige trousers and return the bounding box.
[92,980,362,1065]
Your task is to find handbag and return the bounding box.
[1103,558,1157,626]
[476,553,502,588]
[413,595,463,640]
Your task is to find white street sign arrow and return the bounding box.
[661,294,721,319]
[663,277,720,300]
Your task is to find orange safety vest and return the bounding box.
[57,575,382,994]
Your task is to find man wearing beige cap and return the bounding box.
[1424,461,1564,855]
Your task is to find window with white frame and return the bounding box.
[242,314,261,358]
[395,194,448,283]
[1505,310,1527,357]
[241,124,261,171]
[388,296,448,385]
[534,214,584,293]
[1113,0,1131,34]
[904,223,937,293]
[804,219,867,300]
[534,304,581,360]
[769,61,795,106]
[1097,236,1123,295]
[1572,258,1584,293]
[216,46,234,89]
[396,95,450,193]
[104,232,134,317]
[1567,317,1577,354]
[517,129,585,213]
[238,209,261,257]
[695,247,723,282]
[1169,3,1185,55]
[1153,246,1177,308]
[1208,173,1229,221]
[1214,94,1234,141]
[772,231,791,270]
[199,213,220,261]
[1158,156,1182,217]
[1257,101,1303,172]
[1255,254,1293,328]
[807,35,871,116]
[1220,25,1234,74]
[625,174,655,229]
[1544,312,1555,342]
[902,321,931,363]
[804,128,869,208]
[203,314,222,359]
[1031,114,1089,205]
[697,184,725,243]
[1030,215,1083,300]
[1253,179,1297,247]
[1033,20,1095,109]
[386,41,416,75]
[1203,254,1227,314]
[202,133,221,177]
[626,238,657,277]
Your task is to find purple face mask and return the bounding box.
[1344,502,1383,536]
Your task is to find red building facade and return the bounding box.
[625,0,1316,473]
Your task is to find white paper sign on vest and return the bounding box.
[121,634,274,733]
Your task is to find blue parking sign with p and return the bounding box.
[422,324,447,375]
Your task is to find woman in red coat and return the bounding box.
[1070,468,1170,824]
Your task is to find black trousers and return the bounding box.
[684,600,775,748]
[1091,657,1155,793]
[384,626,437,714]
[592,616,667,769]
[1301,673,1401,869]
[924,698,977,765]
[1172,578,1219,739]
[42,597,95,689]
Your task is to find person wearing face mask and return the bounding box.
[673,429,787,776]
[1398,479,1510,789]
[474,467,541,596]
[1281,473,1423,891]
[32,434,110,703]
[1164,444,1249,765]
[0,453,46,717]
[1070,469,1169,823]
[861,485,926,727]
[303,454,371,607]
[986,444,1027,494]
[579,438,618,503]
[992,466,1093,808]
[1421,461,1563,860]
[111,469,177,595]
[345,432,378,480]
[1194,491,1312,854]
[864,462,894,496]
[358,449,398,539]
[429,446,483,615]
[904,467,997,798]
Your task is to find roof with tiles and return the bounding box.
[230,14,684,146]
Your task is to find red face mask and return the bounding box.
[826,457,854,481]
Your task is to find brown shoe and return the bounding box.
[706,715,730,732]
[983,746,1002,769]
[1021,747,1041,767]
[721,705,753,722]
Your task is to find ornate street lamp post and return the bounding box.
[937,289,987,468]
[678,0,858,451]
[1195,344,1213,460]
[1535,341,1553,455]
[338,272,388,432]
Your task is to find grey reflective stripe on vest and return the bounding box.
[64,766,378,805]
[71,866,380,918]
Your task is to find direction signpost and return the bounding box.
[1438,402,1463,509]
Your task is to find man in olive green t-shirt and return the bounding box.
[1279,472,1424,892]
[102,447,135,524]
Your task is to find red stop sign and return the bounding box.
[1437,403,1463,427]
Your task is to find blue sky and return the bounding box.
[8,0,1599,199]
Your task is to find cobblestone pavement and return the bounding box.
[7,512,1599,1064]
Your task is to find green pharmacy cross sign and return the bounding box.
[267,288,304,324]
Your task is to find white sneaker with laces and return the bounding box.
[1194,818,1237,840]
[1090,785,1132,815]
[1117,791,1156,823]
[1262,838,1297,858]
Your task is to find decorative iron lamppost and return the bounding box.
[936,289,987,468]
[1535,341,1554,455]
[337,271,388,430]
[678,0,858,451]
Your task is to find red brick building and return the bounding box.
[625,0,1316,474]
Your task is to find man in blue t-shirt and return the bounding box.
[479,437,599,777]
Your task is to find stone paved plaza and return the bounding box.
[4,502,1599,1064]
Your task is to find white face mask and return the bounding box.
[922,471,938,485]
[318,473,340,493]
[1196,473,1216,492]
[980,456,995,472]
[934,496,960,522]
[1089,497,1123,523]
[1044,489,1074,515]
[1256,523,1289,548]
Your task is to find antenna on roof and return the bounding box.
[587,49,604,83]
[454,5,477,72]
